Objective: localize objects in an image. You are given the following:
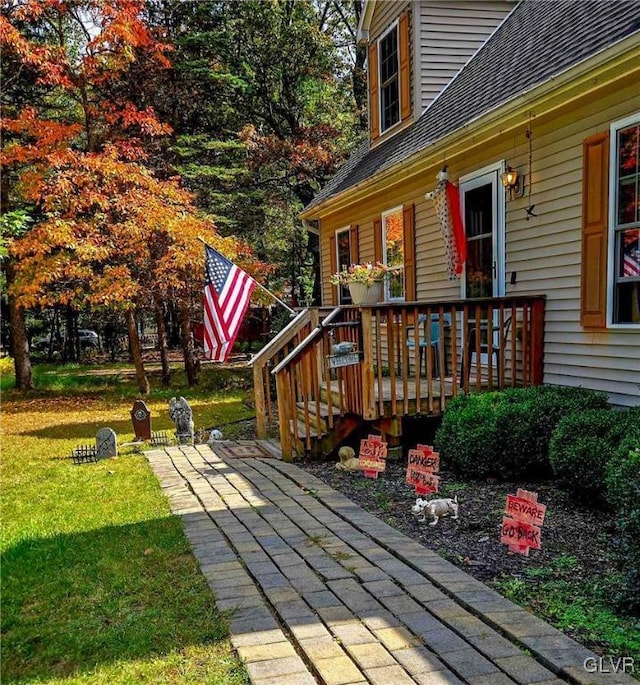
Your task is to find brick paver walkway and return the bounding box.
[146,443,635,685]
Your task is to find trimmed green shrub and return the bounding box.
[434,392,502,479]
[435,385,609,481]
[549,407,638,500]
[605,416,640,613]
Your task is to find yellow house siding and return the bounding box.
[317,77,639,405]
[501,85,640,406]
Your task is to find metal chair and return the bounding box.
[462,315,512,387]
[406,313,450,377]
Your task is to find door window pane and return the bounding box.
[464,184,494,298]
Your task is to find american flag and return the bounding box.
[622,231,640,278]
[623,253,640,277]
[204,245,256,362]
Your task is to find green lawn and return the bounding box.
[1,360,251,684]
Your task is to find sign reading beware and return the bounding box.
[500,489,546,556]
[406,444,440,495]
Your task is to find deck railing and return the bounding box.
[250,308,312,438]
[271,307,362,459]
[359,296,545,419]
[262,296,545,460]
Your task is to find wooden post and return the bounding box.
[276,370,293,461]
[360,308,376,420]
[254,362,268,438]
[530,298,545,385]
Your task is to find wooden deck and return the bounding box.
[253,296,545,460]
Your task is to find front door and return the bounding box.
[459,165,506,364]
[459,165,505,299]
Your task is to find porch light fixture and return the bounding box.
[501,166,523,199]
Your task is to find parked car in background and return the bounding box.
[77,329,99,349]
[31,329,100,354]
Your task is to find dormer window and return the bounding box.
[368,11,411,143]
[379,25,400,132]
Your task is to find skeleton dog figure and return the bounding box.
[411,496,459,525]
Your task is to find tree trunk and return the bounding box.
[5,261,33,390]
[178,300,200,386]
[125,309,150,395]
[154,296,171,386]
[63,305,77,362]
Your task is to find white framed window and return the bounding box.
[335,227,352,304]
[378,22,400,133]
[382,205,404,300]
[608,112,640,326]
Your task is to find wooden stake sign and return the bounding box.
[406,444,440,495]
[500,488,546,556]
[359,434,387,479]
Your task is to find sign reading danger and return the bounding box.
[406,444,440,495]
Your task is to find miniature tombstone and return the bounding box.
[96,427,118,459]
[130,400,152,441]
[169,396,194,445]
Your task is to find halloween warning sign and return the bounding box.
[406,444,440,495]
[500,488,546,556]
[359,435,387,479]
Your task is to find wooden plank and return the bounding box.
[462,305,470,394]
[388,311,398,416]
[414,306,422,413]
[361,309,376,420]
[450,305,458,397]
[376,310,384,416]
[253,363,267,439]
[475,304,482,393]
[401,308,409,414]
[438,307,447,410]
[276,371,292,461]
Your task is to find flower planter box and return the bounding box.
[348,281,383,305]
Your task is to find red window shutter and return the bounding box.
[349,224,359,264]
[580,132,609,328]
[368,42,380,142]
[373,217,383,264]
[329,233,338,305]
[403,204,416,301]
[399,11,411,122]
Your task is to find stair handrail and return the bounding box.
[271,306,343,375]
[249,308,310,439]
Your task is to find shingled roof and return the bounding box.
[305,0,640,213]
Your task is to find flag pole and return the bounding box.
[198,237,296,316]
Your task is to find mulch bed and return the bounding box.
[298,456,617,588]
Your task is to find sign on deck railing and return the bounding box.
[327,351,362,369]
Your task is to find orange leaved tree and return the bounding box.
[1,0,261,392]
